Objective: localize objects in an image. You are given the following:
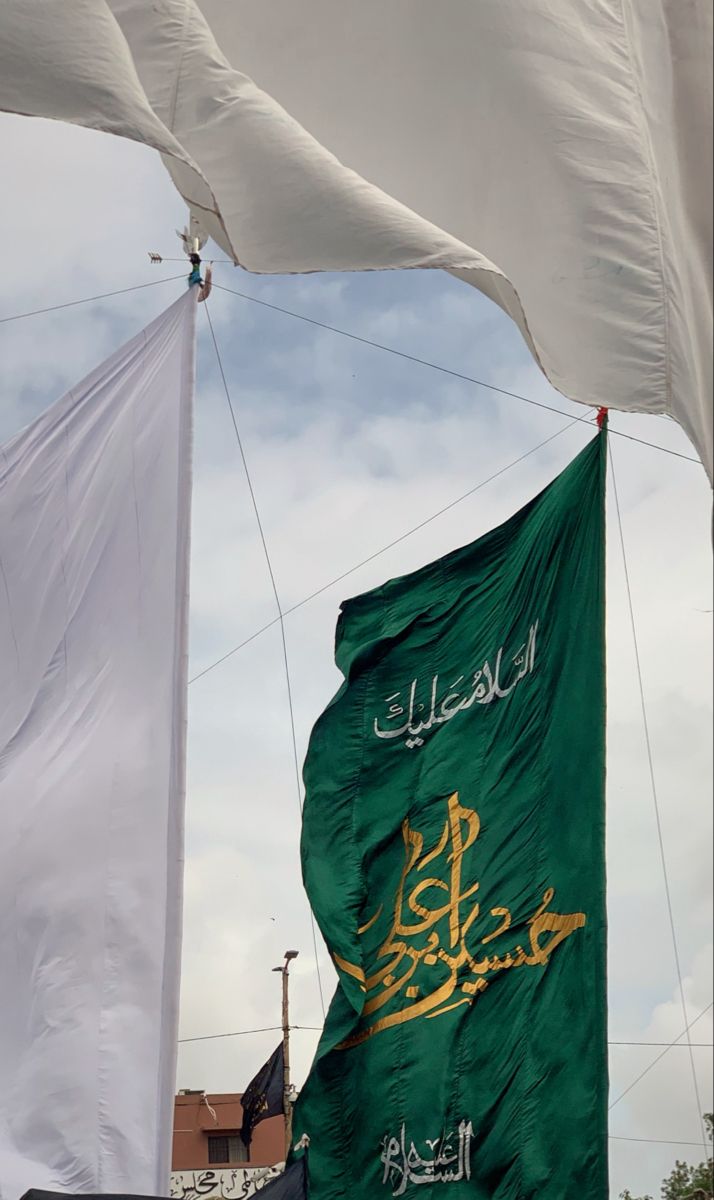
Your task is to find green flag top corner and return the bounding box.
[295,429,608,1199]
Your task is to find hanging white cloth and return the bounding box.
[0,290,196,1200]
[0,1,711,480]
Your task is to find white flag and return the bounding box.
[0,290,196,1199]
[0,1,711,479]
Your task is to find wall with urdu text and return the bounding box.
[170,1166,285,1199]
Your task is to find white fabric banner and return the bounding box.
[0,1,711,480]
[0,290,196,1200]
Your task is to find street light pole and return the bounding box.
[275,950,298,1159]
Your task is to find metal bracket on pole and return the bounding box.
[176,217,212,298]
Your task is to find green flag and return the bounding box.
[294,431,608,1198]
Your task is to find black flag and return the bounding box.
[240,1042,285,1147]
[251,1159,308,1199]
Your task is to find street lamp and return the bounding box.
[273,951,299,1157]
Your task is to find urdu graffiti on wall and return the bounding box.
[170,1167,284,1200]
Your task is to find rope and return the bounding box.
[211,282,700,466]
[188,416,585,686]
[202,303,327,1021]
[609,1002,713,1111]
[609,443,708,1153]
[0,276,187,324]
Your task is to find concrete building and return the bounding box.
[171,1090,285,1199]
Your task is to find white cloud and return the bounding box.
[609,947,713,1198]
[0,113,711,1200]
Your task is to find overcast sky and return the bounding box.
[0,114,711,1199]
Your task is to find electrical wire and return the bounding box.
[211,281,701,466]
[609,1041,712,1048]
[609,1002,713,1112]
[179,1025,281,1044]
[177,1027,321,1046]
[609,440,708,1153]
[177,1023,711,1047]
[188,416,585,686]
[203,302,327,1021]
[609,1136,710,1148]
[0,275,186,324]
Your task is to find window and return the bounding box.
[207,1134,248,1165]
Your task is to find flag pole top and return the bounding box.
[177,218,212,300]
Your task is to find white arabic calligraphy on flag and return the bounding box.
[373,622,538,749]
[381,1121,474,1194]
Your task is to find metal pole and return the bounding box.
[279,951,298,1158]
[282,965,291,1157]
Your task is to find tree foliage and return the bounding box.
[620,1115,713,1200]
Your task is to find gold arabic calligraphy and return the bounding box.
[335,793,585,1048]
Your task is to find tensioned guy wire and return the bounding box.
[0,276,186,324]
[609,1002,713,1111]
[0,275,700,466]
[210,280,701,466]
[203,302,327,1020]
[8,274,707,1122]
[609,444,708,1155]
[188,416,586,687]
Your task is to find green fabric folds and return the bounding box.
[295,432,608,1198]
